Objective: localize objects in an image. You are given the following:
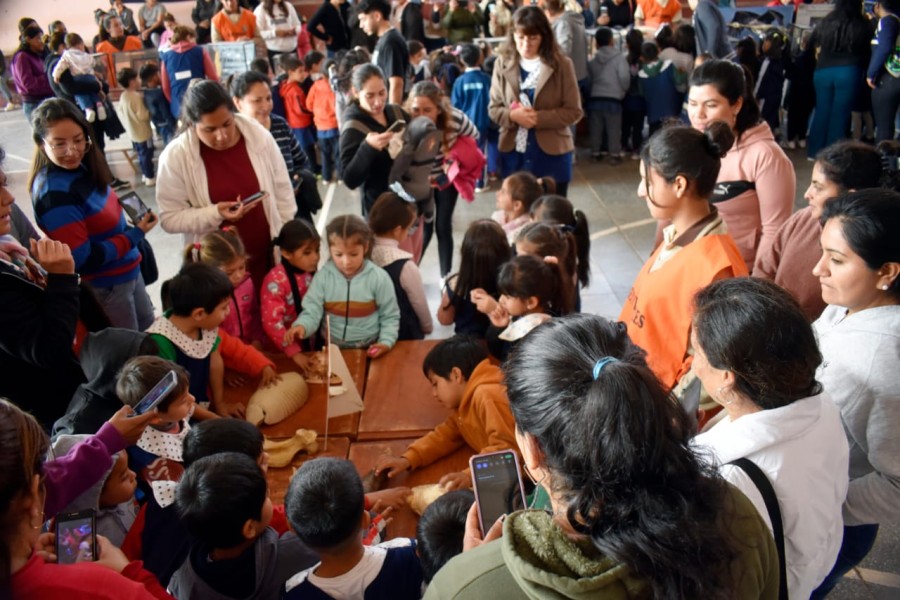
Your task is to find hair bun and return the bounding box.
[703,121,735,159]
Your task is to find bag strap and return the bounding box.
[729,457,789,600]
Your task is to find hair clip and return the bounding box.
[592,357,619,380]
[389,181,416,204]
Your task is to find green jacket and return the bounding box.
[424,485,779,599]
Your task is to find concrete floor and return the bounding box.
[2,106,898,597]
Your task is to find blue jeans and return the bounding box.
[133,140,155,178]
[808,65,861,158]
[810,523,879,598]
[318,133,339,182]
[72,75,101,112]
[92,273,155,331]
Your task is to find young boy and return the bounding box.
[139,62,176,145]
[116,67,156,187]
[451,43,491,189]
[587,27,630,164]
[303,51,325,91]
[280,54,318,174]
[637,41,684,136]
[306,59,339,183]
[416,489,473,584]
[170,452,319,600]
[51,33,106,122]
[284,458,423,599]
[375,335,518,490]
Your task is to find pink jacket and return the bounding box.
[714,122,795,267]
[260,263,313,357]
[221,275,265,346]
[448,135,486,202]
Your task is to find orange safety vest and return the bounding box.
[212,9,257,41]
[618,233,748,391]
[638,0,682,28]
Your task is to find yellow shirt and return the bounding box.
[116,89,152,144]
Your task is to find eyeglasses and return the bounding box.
[44,138,91,157]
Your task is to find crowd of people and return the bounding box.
[1,0,900,598]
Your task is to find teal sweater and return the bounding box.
[292,259,400,348]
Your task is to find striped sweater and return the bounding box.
[433,108,478,177]
[269,113,311,173]
[32,165,143,288]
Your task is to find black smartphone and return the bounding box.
[133,370,177,415]
[55,509,97,564]
[470,450,526,535]
[387,120,406,134]
[240,191,267,206]
[118,191,150,224]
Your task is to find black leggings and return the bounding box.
[872,73,900,142]
[422,186,458,277]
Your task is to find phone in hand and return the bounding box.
[55,509,97,564]
[239,191,267,206]
[387,120,406,134]
[132,370,177,415]
[470,450,526,535]
[118,191,150,224]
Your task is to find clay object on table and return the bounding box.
[304,351,343,385]
[407,483,447,516]
[361,468,389,494]
[264,428,319,468]
[245,372,309,426]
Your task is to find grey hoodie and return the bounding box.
[552,11,589,81]
[587,46,631,100]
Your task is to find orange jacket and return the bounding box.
[402,359,518,469]
[212,8,257,41]
[217,327,275,376]
[280,79,313,129]
[619,234,747,391]
[306,78,338,131]
[637,0,682,28]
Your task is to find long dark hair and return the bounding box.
[530,195,591,288]
[502,6,564,70]
[446,219,511,308]
[641,122,734,200]
[813,0,871,54]
[263,0,288,19]
[815,140,885,191]
[690,59,762,137]
[504,315,740,599]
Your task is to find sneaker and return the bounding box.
[85,108,96,123]
[799,139,807,149]
[608,155,623,166]
[111,178,131,190]
[631,152,640,160]
[142,176,155,187]
[3,103,20,112]
[591,152,602,161]
[599,151,609,157]
[787,140,797,150]
[474,186,486,194]
[96,104,107,121]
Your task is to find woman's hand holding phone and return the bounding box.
[462,503,504,552]
[135,210,158,234]
[365,130,394,151]
[109,405,159,445]
[218,193,265,222]
[93,535,131,573]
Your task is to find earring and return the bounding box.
[882,285,890,291]
[715,386,733,406]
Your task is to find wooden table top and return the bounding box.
[358,340,453,441]
[266,435,351,505]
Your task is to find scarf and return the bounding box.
[516,59,543,153]
[0,235,46,288]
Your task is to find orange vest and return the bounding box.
[94,37,144,87]
[618,234,748,391]
[212,9,257,41]
[638,0,682,28]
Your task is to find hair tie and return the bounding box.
[543,255,559,265]
[592,357,619,380]
[558,224,575,234]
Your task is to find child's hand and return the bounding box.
[284,325,306,345]
[213,401,246,419]
[259,365,281,388]
[375,456,411,478]
[368,486,411,512]
[439,470,471,491]
[470,288,498,315]
[108,405,159,445]
[291,352,312,373]
[463,503,504,552]
[225,372,247,387]
[488,304,510,328]
[367,343,390,359]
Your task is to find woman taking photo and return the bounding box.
[340,64,409,215]
[867,0,900,142]
[425,314,779,598]
[254,0,302,64]
[687,59,794,268]
[29,100,156,332]
[691,277,849,599]
[488,6,582,198]
[156,80,296,287]
[810,190,900,597]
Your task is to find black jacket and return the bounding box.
[307,1,351,52]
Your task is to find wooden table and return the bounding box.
[358,340,453,441]
[266,436,351,505]
[349,439,475,539]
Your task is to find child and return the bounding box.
[368,192,433,340]
[375,335,518,489]
[531,194,591,293]
[184,228,265,348]
[160,25,218,120]
[158,12,177,51]
[115,67,156,187]
[170,453,319,600]
[755,30,786,141]
[416,489,474,584]
[638,41,683,136]
[438,219,511,338]
[491,171,556,244]
[284,458,423,599]
[51,33,106,122]
[622,29,647,159]
[305,58,340,183]
[514,222,578,314]
[408,40,431,84]
[261,219,321,370]
[303,51,325,90]
[284,215,400,358]
[140,62,176,145]
[587,27,630,164]
[451,43,491,188]
[280,54,318,174]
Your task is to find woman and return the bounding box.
[108,0,139,36]
[753,141,885,322]
[307,0,352,57]
[95,14,143,54]
[807,0,872,158]
[407,80,478,277]
[138,0,167,48]
[340,64,409,215]
[156,80,295,287]
[810,190,900,597]
[230,70,321,223]
[254,0,302,64]
[691,277,849,599]
[425,314,779,598]
[867,0,900,142]
[619,123,747,396]
[10,26,54,125]
[688,59,795,268]
[488,6,582,198]
[29,100,156,332]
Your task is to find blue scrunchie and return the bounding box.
[592,357,619,380]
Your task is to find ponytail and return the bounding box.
[182,228,246,268]
[497,254,572,316]
[515,222,577,312]
[530,195,591,288]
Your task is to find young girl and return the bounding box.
[438,219,511,338]
[183,228,265,348]
[530,194,591,291]
[486,254,569,362]
[491,171,555,244]
[514,222,577,315]
[285,215,399,357]
[261,219,321,371]
[368,192,433,341]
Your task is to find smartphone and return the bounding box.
[118,191,150,224]
[240,191,267,206]
[387,120,406,134]
[601,6,608,16]
[133,370,178,415]
[470,450,526,535]
[55,509,97,564]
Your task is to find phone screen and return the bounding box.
[241,191,266,206]
[133,370,177,415]
[118,191,149,224]
[471,450,526,534]
[387,120,406,133]
[56,511,96,564]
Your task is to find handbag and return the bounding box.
[136,237,158,286]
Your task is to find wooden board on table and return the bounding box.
[358,340,451,441]
[349,439,475,539]
[266,436,351,505]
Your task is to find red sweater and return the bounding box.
[306,78,338,131]
[280,80,313,129]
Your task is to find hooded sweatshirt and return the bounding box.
[552,11,589,81]
[587,46,630,100]
[160,40,218,119]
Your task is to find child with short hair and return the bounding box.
[491,171,556,244]
[416,489,473,584]
[140,62,176,145]
[305,58,340,183]
[285,215,400,358]
[51,32,106,122]
[280,54,318,174]
[375,335,518,490]
[284,458,423,599]
[587,27,631,164]
[116,67,156,187]
[303,51,325,88]
[408,40,430,84]
[638,41,683,136]
[451,43,491,188]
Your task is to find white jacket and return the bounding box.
[253,2,301,54]
[693,393,849,600]
[155,113,295,245]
